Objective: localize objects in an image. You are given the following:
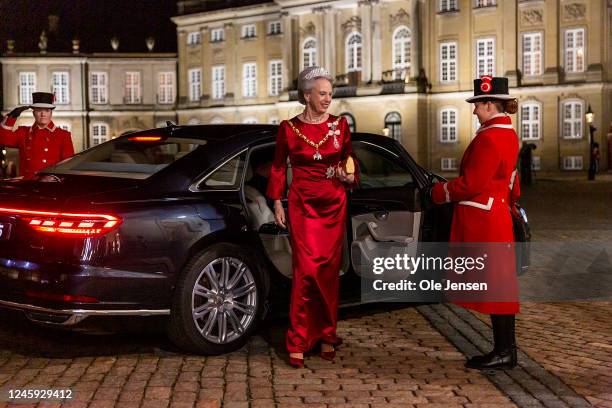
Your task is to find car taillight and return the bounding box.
[0,207,121,237]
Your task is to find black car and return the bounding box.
[0,123,463,354]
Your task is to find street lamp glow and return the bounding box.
[382,128,390,137]
[585,104,594,124]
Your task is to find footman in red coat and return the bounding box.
[0,92,74,180]
[431,76,521,370]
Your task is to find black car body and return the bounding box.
[0,123,495,354]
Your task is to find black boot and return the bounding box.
[465,314,517,370]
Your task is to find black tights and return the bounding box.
[491,314,516,351]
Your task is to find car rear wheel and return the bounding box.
[168,243,266,354]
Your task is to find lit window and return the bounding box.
[124,72,141,104]
[302,38,317,69]
[440,42,457,82]
[268,21,281,35]
[210,28,224,42]
[243,63,257,98]
[346,33,363,72]
[52,72,69,104]
[212,66,225,100]
[19,72,36,105]
[441,158,458,171]
[440,108,458,142]
[564,28,585,73]
[392,26,411,72]
[90,72,108,104]
[384,112,402,141]
[187,31,201,45]
[91,123,109,146]
[476,38,495,77]
[522,32,542,76]
[475,0,496,7]
[242,24,256,39]
[158,72,175,104]
[563,156,583,170]
[562,100,583,139]
[269,60,283,96]
[520,103,541,140]
[439,0,458,12]
[188,68,201,102]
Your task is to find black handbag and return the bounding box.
[511,203,531,276]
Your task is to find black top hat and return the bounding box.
[30,92,56,109]
[466,76,515,103]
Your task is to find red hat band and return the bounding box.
[480,75,493,93]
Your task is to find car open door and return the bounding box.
[349,141,423,281]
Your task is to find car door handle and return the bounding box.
[374,210,389,221]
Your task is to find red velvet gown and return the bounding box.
[267,114,356,353]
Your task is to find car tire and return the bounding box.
[168,243,266,355]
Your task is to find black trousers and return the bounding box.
[491,314,516,350]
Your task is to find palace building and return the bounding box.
[173,0,611,173]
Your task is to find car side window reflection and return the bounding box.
[353,142,414,189]
[199,152,246,190]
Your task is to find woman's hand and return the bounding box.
[336,165,355,184]
[273,200,287,229]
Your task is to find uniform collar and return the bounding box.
[32,121,57,133]
[482,113,511,128]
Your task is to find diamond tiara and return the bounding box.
[303,67,331,81]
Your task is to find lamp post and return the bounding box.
[586,105,596,180]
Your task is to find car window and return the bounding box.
[45,135,205,179]
[353,142,414,189]
[199,152,246,190]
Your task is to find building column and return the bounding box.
[371,0,382,82]
[224,23,237,99]
[281,12,294,91]
[359,1,372,82]
[323,7,336,77]
[410,0,419,80]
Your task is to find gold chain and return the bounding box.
[287,119,331,150]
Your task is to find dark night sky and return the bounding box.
[0,0,178,53]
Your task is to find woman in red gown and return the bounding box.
[267,66,357,367]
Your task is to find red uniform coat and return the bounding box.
[267,115,357,353]
[432,114,520,315]
[0,116,74,179]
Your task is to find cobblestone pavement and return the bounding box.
[0,179,609,408]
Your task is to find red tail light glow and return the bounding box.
[0,207,121,237]
[25,290,99,303]
[128,136,163,142]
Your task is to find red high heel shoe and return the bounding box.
[289,356,304,368]
[319,344,336,361]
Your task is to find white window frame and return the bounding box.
[520,102,541,140]
[56,123,71,132]
[268,21,281,35]
[242,63,257,98]
[561,99,583,139]
[19,72,36,105]
[440,42,458,82]
[392,26,411,71]
[91,123,109,146]
[522,32,543,76]
[187,31,201,45]
[210,28,224,42]
[302,37,317,70]
[242,117,258,124]
[346,32,363,73]
[564,28,585,73]
[188,68,202,102]
[211,65,226,100]
[476,37,495,77]
[157,72,175,104]
[441,157,458,171]
[242,24,256,39]
[475,0,496,7]
[563,156,583,170]
[124,71,141,104]
[90,71,108,104]
[439,0,458,12]
[52,72,69,104]
[531,156,541,171]
[268,60,283,96]
[439,108,458,143]
[210,117,224,124]
[384,112,402,141]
